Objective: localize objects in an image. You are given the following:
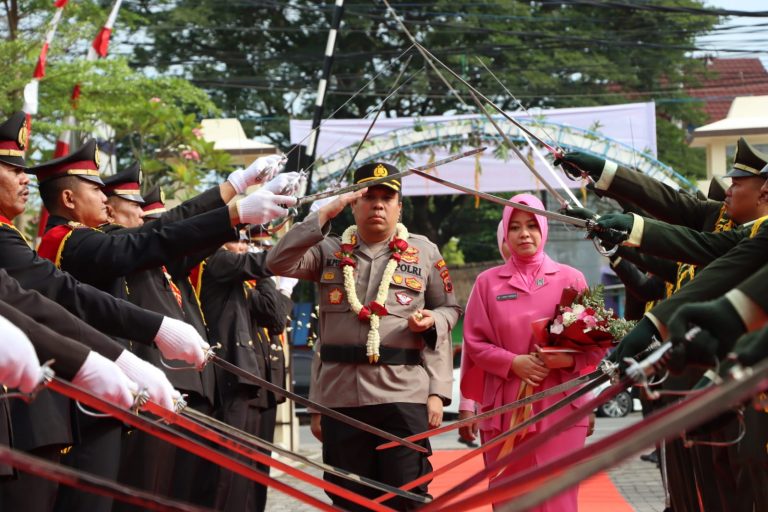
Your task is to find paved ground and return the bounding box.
[265,412,667,511]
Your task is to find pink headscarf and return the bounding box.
[501,193,549,289]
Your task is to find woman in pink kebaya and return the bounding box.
[461,193,605,511]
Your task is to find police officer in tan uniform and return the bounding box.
[267,162,460,510]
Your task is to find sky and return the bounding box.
[698,0,768,65]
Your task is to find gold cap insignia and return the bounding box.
[94,146,101,168]
[373,164,388,178]
[138,168,143,185]
[17,120,27,150]
[159,189,166,203]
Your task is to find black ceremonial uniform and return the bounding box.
[0,269,126,511]
[244,277,290,512]
[198,247,272,512]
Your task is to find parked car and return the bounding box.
[593,380,642,418]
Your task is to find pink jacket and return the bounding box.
[461,194,603,432]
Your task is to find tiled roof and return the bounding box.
[687,58,768,123]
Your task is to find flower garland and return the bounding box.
[340,223,409,363]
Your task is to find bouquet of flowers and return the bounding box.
[533,286,636,354]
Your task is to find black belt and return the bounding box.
[320,345,422,365]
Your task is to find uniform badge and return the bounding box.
[434,259,447,270]
[438,265,453,293]
[328,287,344,305]
[373,164,388,177]
[323,271,336,281]
[405,277,422,291]
[536,278,544,286]
[401,247,419,264]
[17,120,27,150]
[395,292,413,306]
[333,250,343,259]
[392,274,404,285]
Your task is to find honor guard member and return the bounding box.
[267,162,459,511]
[560,138,768,512]
[141,185,167,220]
[30,141,292,512]
[99,169,217,509]
[245,226,294,512]
[0,268,140,512]
[196,231,274,512]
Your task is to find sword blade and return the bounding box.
[46,378,345,511]
[178,408,429,503]
[458,360,768,512]
[374,374,609,505]
[0,445,213,512]
[410,169,589,228]
[296,146,486,207]
[377,367,606,450]
[210,355,427,453]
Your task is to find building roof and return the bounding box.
[688,58,768,124]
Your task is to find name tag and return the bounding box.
[496,293,517,301]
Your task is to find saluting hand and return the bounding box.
[408,309,435,333]
[316,188,367,226]
[510,354,550,387]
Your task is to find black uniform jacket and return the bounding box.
[650,221,768,325]
[248,278,290,408]
[199,249,271,399]
[0,218,164,345]
[42,205,236,301]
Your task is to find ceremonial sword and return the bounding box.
[450,359,768,512]
[161,407,429,503]
[42,377,383,512]
[0,445,213,512]
[376,362,614,450]
[208,354,427,453]
[409,169,627,241]
[295,146,487,208]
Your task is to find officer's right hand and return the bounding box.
[553,151,607,181]
[235,190,297,226]
[729,328,768,367]
[71,351,137,409]
[0,315,43,394]
[115,350,179,411]
[154,317,209,367]
[593,213,633,246]
[316,189,367,225]
[563,207,598,221]
[610,316,659,367]
[667,298,745,364]
[310,413,323,442]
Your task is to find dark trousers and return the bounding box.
[0,445,60,512]
[112,395,217,512]
[214,389,274,512]
[53,414,123,512]
[321,402,432,512]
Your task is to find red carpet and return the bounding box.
[429,450,633,511]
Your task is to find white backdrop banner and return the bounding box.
[290,102,657,196]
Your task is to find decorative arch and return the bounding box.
[312,116,694,192]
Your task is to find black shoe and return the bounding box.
[457,437,479,448]
[640,450,659,464]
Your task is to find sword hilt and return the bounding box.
[131,387,151,413]
[624,340,673,399]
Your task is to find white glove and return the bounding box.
[228,155,286,194]
[261,172,302,196]
[115,350,180,411]
[309,195,337,214]
[72,351,137,409]
[0,315,42,394]
[276,276,299,297]
[154,316,209,367]
[236,190,297,225]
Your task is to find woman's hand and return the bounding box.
[587,412,596,437]
[427,395,444,428]
[458,410,478,442]
[310,413,323,442]
[510,354,550,386]
[535,345,575,369]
